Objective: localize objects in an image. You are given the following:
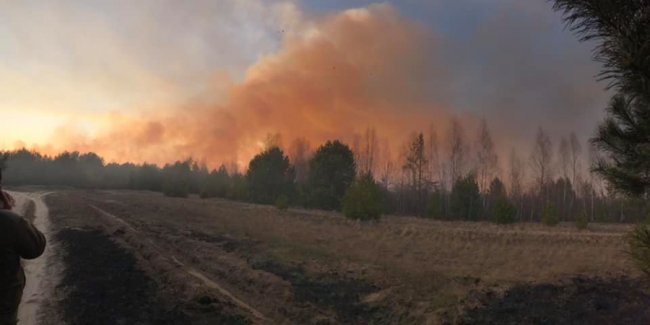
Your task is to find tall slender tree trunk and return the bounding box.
[590,192,595,222]
[562,183,567,221]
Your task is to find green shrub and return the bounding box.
[342,174,383,221]
[541,204,559,226]
[450,174,482,220]
[275,194,289,210]
[628,223,650,276]
[575,212,589,230]
[492,198,516,225]
[426,189,445,219]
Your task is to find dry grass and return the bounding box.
[67,190,638,321]
[88,191,636,281]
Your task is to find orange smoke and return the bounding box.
[53,4,458,168]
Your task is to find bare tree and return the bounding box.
[404,133,428,215]
[587,142,607,221]
[352,133,361,170]
[379,139,393,188]
[559,137,570,180]
[448,118,466,185]
[289,138,311,184]
[509,148,524,220]
[530,127,553,199]
[509,148,523,198]
[569,132,582,187]
[264,133,283,150]
[358,127,378,176]
[476,118,498,193]
[558,136,570,220]
[228,160,240,175]
[428,123,442,189]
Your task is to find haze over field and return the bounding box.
[1,0,608,168]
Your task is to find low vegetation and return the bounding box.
[628,223,650,276]
[541,204,559,226]
[492,198,516,225]
[342,174,383,221]
[275,194,289,210]
[575,212,588,230]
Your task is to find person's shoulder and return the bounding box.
[0,209,22,224]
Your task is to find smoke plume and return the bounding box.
[53,4,456,168]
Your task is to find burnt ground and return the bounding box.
[250,259,390,324]
[48,221,251,324]
[55,228,191,325]
[461,276,650,325]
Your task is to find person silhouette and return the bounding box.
[0,170,46,325]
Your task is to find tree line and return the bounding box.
[378,119,646,224]
[1,120,649,223]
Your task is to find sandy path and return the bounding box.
[13,192,55,325]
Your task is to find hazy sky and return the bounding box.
[0,0,608,167]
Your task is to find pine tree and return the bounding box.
[246,147,294,204]
[554,0,650,196]
[307,140,356,210]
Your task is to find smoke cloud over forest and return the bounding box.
[49,5,453,167]
[1,1,608,173]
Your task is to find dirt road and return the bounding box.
[12,191,56,325]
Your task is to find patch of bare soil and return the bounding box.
[251,258,390,323]
[55,228,251,325]
[56,228,192,324]
[46,193,253,325]
[460,276,650,325]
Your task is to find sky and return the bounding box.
[0,0,609,169]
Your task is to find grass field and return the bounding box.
[34,189,648,324]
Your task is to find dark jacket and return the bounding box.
[0,210,46,322]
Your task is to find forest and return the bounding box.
[2,118,647,224]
